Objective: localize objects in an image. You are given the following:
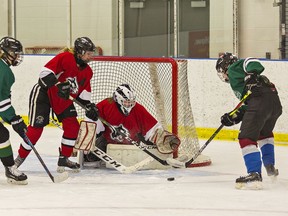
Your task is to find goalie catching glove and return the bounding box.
[149,128,180,154]
[221,108,245,127]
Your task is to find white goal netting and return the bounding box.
[77,56,211,167]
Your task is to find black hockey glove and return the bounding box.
[85,103,98,121]
[56,81,71,99]
[11,115,27,138]
[221,109,245,127]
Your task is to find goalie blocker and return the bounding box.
[75,121,185,170]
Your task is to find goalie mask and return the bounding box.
[113,84,136,116]
[215,52,238,83]
[74,37,96,65]
[0,36,23,66]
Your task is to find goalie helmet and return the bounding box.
[113,84,136,116]
[0,36,23,66]
[215,52,238,83]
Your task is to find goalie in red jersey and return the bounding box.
[14,37,98,172]
[83,84,180,165]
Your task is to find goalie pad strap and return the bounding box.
[149,128,180,154]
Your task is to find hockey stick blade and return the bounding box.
[52,171,69,183]
[166,157,185,168]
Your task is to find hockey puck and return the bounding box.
[167,177,175,181]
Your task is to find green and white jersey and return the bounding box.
[0,59,16,123]
[228,58,264,100]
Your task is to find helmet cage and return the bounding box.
[113,84,136,116]
[0,37,23,66]
[215,52,238,83]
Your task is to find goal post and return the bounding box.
[77,56,211,167]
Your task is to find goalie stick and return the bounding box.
[49,118,155,173]
[184,90,252,168]
[89,147,154,174]
[69,96,183,168]
[23,134,69,183]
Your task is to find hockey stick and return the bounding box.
[90,147,154,174]
[22,134,69,183]
[69,96,183,168]
[184,90,252,167]
[49,117,154,173]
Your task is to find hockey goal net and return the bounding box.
[78,56,211,167]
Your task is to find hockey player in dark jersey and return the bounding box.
[216,52,282,189]
[0,36,28,184]
[83,84,180,165]
[14,37,98,172]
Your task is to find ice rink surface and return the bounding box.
[1,126,288,216]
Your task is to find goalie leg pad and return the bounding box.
[74,121,97,151]
[150,128,181,154]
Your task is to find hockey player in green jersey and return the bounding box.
[0,36,28,185]
[216,53,282,190]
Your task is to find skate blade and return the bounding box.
[235,181,263,190]
[83,161,104,168]
[7,178,28,185]
[269,175,278,183]
[57,166,80,173]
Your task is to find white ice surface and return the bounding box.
[1,126,288,216]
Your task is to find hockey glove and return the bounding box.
[11,115,27,138]
[85,103,98,121]
[221,109,245,127]
[56,81,71,99]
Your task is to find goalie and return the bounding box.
[82,84,181,167]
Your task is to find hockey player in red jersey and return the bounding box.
[84,84,180,164]
[14,37,98,172]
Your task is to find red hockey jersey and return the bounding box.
[96,98,158,144]
[40,52,93,114]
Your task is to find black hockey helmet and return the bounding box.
[74,37,96,56]
[0,36,23,66]
[216,52,238,83]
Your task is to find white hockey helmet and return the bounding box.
[113,84,136,116]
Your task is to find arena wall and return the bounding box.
[11,56,288,144]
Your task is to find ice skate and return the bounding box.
[5,165,28,185]
[83,152,105,168]
[14,155,26,168]
[235,172,263,190]
[57,148,80,173]
[265,164,279,182]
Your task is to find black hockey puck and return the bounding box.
[167,177,175,181]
